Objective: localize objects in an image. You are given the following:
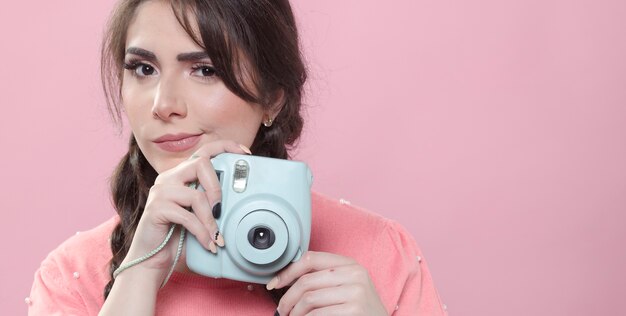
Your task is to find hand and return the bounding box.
[268,251,388,316]
[121,140,250,282]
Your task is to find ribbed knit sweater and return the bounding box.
[29,192,446,315]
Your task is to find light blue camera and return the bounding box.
[185,153,312,284]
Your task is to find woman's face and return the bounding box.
[122,1,265,173]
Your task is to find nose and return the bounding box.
[151,74,187,121]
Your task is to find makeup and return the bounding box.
[153,133,202,152]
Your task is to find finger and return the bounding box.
[152,200,215,253]
[303,301,363,316]
[190,140,251,245]
[154,140,249,186]
[177,184,219,243]
[281,286,349,316]
[191,139,250,158]
[147,184,215,252]
[194,156,223,220]
[153,154,212,186]
[278,267,354,316]
[156,140,249,235]
[191,152,232,246]
[267,251,356,290]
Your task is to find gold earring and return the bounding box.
[263,115,273,127]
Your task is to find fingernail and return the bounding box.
[239,144,252,155]
[215,231,225,247]
[212,202,222,219]
[208,241,217,254]
[266,275,279,290]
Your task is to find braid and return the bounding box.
[104,136,157,299]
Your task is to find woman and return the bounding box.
[29,0,445,315]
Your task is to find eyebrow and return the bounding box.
[177,51,211,62]
[125,47,156,61]
[125,47,210,62]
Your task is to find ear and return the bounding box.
[267,89,285,119]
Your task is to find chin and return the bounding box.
[154,158,187,174]
[141,152,181,174]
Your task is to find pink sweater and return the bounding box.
[29,192,446,315]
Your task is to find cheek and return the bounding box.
[121,83,156,161]
[193,89,264,137]
[121,83,148,128]
[207,97,263,140]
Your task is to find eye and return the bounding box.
[136,64,156,76]
[123,61,158,77]
[191,65,217,78]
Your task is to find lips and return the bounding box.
[153,133,202,152]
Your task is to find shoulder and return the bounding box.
[40,216,117,277]
[310,191,419,262]
[30,216,118,314]
[310,192,446,314]
[311,191,391,228]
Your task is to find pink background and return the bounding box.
[2,0,625,314]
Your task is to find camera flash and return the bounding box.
[233,159,249,193]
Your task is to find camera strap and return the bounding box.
[112,224,186,289]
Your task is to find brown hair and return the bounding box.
[101,0,306,304]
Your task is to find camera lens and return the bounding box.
[247,226,275,250]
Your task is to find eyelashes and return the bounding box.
[122,60,219,81]
[123,61,156,77]
[190,64,218,78]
